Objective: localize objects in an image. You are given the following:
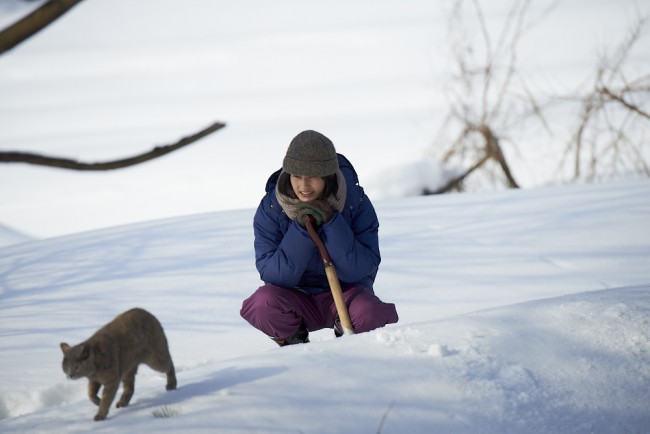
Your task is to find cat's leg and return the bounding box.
[147,352,177,390]
[165,362,177,390]
[94,380,119,421]
[88,380,101,406]
[116,367,138,408]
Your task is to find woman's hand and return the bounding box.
[296,200,333,227]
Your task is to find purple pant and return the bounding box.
[240,284,399,339]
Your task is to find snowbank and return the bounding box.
[0,180,649,433]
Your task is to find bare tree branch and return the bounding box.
[0,121,226,170]
[1,2,229,173]
[430,153,490,194]
[432,0,547,192]
[0,0,85,56]
[561,12,650,182]
[599,86,650,121]
[477,123,520,188]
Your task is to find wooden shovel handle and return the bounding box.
[303,215,354,335]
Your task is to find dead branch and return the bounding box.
[429,154,490,194]
[562,13,649,182]
[599,86,650,121]
[432,0,547,193]
[1,2,228,172]
[0,121,226,170]
[0,0,85,56]
[478,123,519,188]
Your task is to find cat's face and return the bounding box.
[60,343,96,379]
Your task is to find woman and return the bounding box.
[240,130,398,346]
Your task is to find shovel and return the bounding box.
[303,215,355,335]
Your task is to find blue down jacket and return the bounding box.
[253,154,380,295]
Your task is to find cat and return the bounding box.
[60,307,177,421]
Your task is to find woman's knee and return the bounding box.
[241,284,281,319]
[346,288,398,333]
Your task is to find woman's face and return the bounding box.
[290,175,325,202]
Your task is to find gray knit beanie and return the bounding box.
[282,130,339,177]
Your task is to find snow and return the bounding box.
[1,0,647,239]
[1,1,649,431]
[1,179,649,433]
[0,224,33,247]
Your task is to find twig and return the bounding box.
[599,86,650,121]
[376,400,396,434]
[0,121,226,170]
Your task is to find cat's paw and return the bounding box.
[94,413,107,421]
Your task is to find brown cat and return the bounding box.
[60,308,177,421]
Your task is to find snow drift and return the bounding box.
[0,180,649,433]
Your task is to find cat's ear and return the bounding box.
[60,343,70,354]
[80,344,90,361]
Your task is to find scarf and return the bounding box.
[275,169,347,220]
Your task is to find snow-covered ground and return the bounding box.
[0,179,648,433]
[0,224,32,247]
